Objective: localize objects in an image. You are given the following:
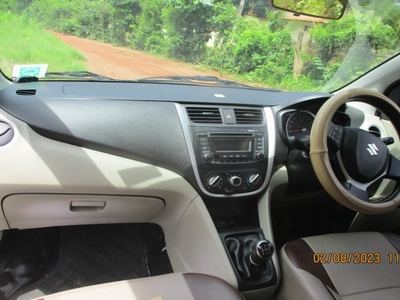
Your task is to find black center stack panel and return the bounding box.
[181,105,271,197]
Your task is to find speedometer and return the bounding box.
[286,111,315,140]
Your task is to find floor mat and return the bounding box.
[0,223,172,300]
[0,227,60,300]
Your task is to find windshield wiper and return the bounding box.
[137,75,281,91]
[44,71,116,81]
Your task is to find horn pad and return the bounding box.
[341,128,389,183]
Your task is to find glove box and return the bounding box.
[2,194,165,229]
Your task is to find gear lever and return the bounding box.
[250,239,274,266]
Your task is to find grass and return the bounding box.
[0,12,87,78]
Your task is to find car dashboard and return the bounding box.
[0,80,386,298]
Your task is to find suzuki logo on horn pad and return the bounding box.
[341,128,388,183]
[366,143,379,156]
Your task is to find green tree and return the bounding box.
[133,0,167,52]
[265,10,286,32]
[232,0,271,17]
[307,9,395,91]
[106,0,141,45]
[162,0,215,62]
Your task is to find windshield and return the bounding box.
[1,0,399,92]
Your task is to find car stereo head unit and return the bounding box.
[197,132,265,163]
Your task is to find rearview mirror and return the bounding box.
[272,0,347,20]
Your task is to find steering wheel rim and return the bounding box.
[310,88,400,214]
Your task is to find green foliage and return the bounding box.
[10,0,400,92]
[265,10,286,32]
[251,0,270,18]
[23,0,110,40]
[211,1,237,43]
[107,0,141,45]
[0,12,86,77]
[233,28,293,73]
[206,16,293,85]
[232,0,271,17]
[309,15,355,62]
[0,0,17,11]
[274,0,344,19]
[307,10,396,91]
[280,74,322,91]
[133,0,167,52]
[161,0,216,62]
[4,0,34,12]
[21,0,139,45]
[382,6,400,48]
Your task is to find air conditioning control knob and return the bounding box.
[248,173,262,186]
[207,174,222,188]
[229,176,242,187]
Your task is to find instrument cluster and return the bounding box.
[278,103,350,148]
[282,110,315,141]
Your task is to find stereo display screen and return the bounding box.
[211,137,252,153]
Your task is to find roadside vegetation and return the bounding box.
[2,0,400,91]
[0,10,86,78]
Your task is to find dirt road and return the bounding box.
[52,32,223,80]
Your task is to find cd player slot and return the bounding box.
[209,133,253,137]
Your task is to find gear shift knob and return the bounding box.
[249,239,274,266]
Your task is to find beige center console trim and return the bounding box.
[165,195,237,287]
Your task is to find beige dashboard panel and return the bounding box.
[0,108,239,288]
[0,108,198,232]
[3,194,165,229]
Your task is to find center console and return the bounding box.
[176,104,278,296]
[196,131,266,195]
[177,104,275,198]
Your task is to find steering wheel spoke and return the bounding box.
[385,154,400,181]
[327,123,344,151]
[345,181,371,203]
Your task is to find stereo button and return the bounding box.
[256,152,264,161]
[203,153,213,162]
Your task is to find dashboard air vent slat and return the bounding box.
[16,89,36,96]
[186,107,222,124]
[234,108,263,124]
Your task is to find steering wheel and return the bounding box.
[310,88,400,214]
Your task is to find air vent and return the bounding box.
[234,108,263,124]
[16,89,36,96]
[186,107,222,124]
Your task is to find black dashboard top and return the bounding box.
[3,81,331,106]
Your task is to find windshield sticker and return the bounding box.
[214,94,225,98]
[12,64,48,78]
